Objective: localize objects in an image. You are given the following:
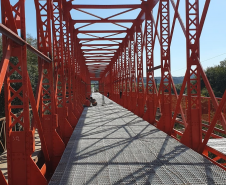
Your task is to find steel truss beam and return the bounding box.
[180,0,201,151]
[34,0,65,174]
[157,0,172,134]
[52,0,74,145]
[134,24,145,117]
[78,30,127,33]
[143,10,156,124]
[1,1,226,184]
[0,24,51,63]
[124,38,130,109]
[72,19,134,24]
[84,53,115,55]
[71,4,142,9]
[78,38,124,41]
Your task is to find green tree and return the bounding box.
[201,60,226,98]
[26,34,38,93]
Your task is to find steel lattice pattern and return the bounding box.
[49,93,226,185]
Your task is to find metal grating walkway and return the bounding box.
[49,93,226,185]
[207,138,226,155]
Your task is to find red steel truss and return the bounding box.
[0,0,226,184]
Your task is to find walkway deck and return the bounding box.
[49,93,226,185]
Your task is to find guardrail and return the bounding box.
[167,94,226,138]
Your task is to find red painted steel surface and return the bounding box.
[34,0,65,172]
[0,0,226,184]
[1,0,49,184]
[143,9,156,124]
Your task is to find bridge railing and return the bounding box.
[167,94,226,137]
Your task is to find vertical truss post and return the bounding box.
[109,62,113,99]
[121,44,126,106]
[111,62,115,100]
[121,45,126,106]
[52,0,73,145]
[117,49,120,103]
[115,54,118,103]
[76,53,81,101]
[80,57,86,103]
[134,24,145,117]
[110,63,113,99]
[80,56,84,104]
[63,21,70,112]
[1,0,47,184]
[129,32,137,112]
[115,60,118,102]
[125,38,131,109]
[34,0,65,171]
[65,18,78,128]
[79,52,84,110]
[143,7,155,124]
[74,44,79,110]
[113,60,117,101]
[119,47,123,105]
[117,53,121,104]
[181,0,202,151]
[70,29,81,120]
[157,0,172,134]
[76,52,83,108]
[81,63,87,101]
[74,41,83,116]
[79,55,83,105]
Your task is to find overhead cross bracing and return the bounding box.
[66,0,157,80]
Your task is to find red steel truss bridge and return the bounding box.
[0,0,226,184]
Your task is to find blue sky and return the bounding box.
[1,0,226,77]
